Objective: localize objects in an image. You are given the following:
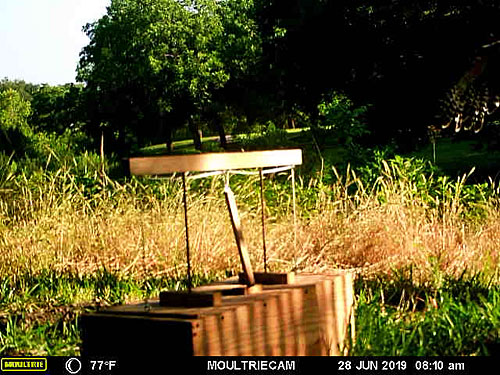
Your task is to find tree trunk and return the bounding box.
[165,127,173,153]
[188,118,202,150]
[216,121,227,149]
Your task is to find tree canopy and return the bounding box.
[78,0,262,152]
[254,0,500,144]
[0,88,33,157]
[75,0,500,154]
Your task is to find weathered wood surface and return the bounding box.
[194,283,263,296]
[159,290,222,307]
[81,272,355,357]
[238,271,295,285]
[129,149,302,175]
[224,186,255,286]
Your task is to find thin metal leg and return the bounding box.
[182,172,192,292]
[259,168,268,273]
[291,168,297,270]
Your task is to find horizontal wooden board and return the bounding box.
[194,283,263,296]
[129,149,302,175]
[81,313,198,357]
[238,272,296,285]
[159,291,222,307]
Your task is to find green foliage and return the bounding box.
[317,92,370,147]
[0,269,217,355]
[0,86,91,172]
[78,0,247,152]
[30,84,86,134]
[358,149,437,188]
[0,126,94,177]
[216,0,262,78]
[0,79,36,102]
[0,89,33,157]
[237,121,291,149]
[353,272,500,356]
[355,150,497,221]
[256,0,500,146]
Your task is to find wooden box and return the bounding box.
[81,272,354,357]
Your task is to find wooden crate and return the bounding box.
[81,272,354,357]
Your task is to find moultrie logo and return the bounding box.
[1,357,47,372]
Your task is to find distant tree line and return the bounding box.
[2,0,500,158]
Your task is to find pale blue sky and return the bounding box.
[0,0,109,85]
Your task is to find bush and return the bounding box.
[0,88,34,158]
[356,149,496,221]
[316,92,370,148]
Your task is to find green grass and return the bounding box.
[2,128,500,356]
[413,138,500,181]
[140,127,312,156]
[353,271,500,356]
[3,269,499,356]
[0,269,218,355]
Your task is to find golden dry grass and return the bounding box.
[1,169,499,286]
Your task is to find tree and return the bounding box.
[252,0,500,148]
[0,88,33,157]
[200,0,264,145]
[78,0,232,154]
[30,83,86,134]
[0,78,37,102]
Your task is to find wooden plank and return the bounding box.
[239,272,295,285]
[159,291,222,307]
[194,284,248,296]
[129,149,302,175]
[234,300,253,355]
[98,301,202,320]
[81,313,198,357]
[194,283,262,296]
[224,186,255,286]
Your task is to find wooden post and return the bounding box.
[224,186,255,286]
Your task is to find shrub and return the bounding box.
[0,88,34,158]
[316,92,370,148]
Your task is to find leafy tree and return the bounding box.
[30,84,86,134]
[199,0,265,145]
[0,88,33,157]
[77,0,500,154]
[0,78,37,102]
[78,0,233,153]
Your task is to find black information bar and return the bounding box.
[0,356,495,374]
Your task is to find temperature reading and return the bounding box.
[90,360,117,371]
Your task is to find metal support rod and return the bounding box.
[182,172,192,292]
[259,168,268,273]
[291,167,297,270]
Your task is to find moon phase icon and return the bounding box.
[65,358,82,374]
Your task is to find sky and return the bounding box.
[0,0,110,85]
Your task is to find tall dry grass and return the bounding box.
[1,161,499,287]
